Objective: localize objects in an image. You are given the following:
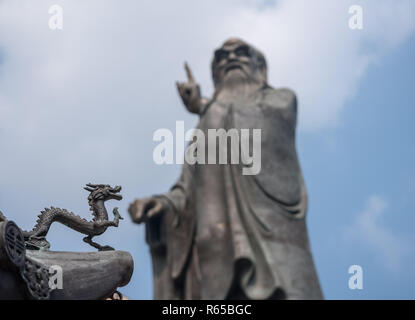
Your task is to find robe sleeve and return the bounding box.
[145,159,196,298]
[145,160,194,247]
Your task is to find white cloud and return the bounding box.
[0,0,413,193]
[0,1,413,137]
[345,195,411,271]
[219,0,415,129]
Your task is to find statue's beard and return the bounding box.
[214,66,264,102]
[223,68,250,85]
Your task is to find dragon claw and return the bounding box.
[112,207,123,220]
[25,236,51,251]
[99,245,115,251]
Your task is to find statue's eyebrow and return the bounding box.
[234,44,250,53]
[214,48,229,61]
[215,48,229,55]
[235,44,248,50]
[216,45,250,57]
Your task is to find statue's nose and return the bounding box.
[228,51,237,60]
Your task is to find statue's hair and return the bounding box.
[211,38,267,87]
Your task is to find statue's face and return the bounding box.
[212,39,267,88]
[214,43,253,81]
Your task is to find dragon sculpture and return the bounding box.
[23,184,123,251]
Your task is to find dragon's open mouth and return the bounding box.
[110,193,123,201]
[84,184,123,201]
[108,186,122,200]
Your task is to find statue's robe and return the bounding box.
[147,85,323,299]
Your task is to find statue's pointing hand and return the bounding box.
[176,62,204,114]
[128,197,165,224]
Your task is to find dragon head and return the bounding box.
[84,184,123,204]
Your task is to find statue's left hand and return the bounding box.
[128,197,166,224]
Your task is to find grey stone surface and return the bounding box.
[27,249,133,300]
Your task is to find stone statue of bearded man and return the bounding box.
[129,38,323,300]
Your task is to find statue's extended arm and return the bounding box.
[157,159,193,215]
[129,159,192,221]
[128,160,193,249]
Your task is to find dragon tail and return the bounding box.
[23,207,88,239]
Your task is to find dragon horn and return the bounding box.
[86,183,99,188]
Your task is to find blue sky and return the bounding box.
[0,0,414,299]
[300,33,415,299]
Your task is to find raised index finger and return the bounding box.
[184,62,195,83]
